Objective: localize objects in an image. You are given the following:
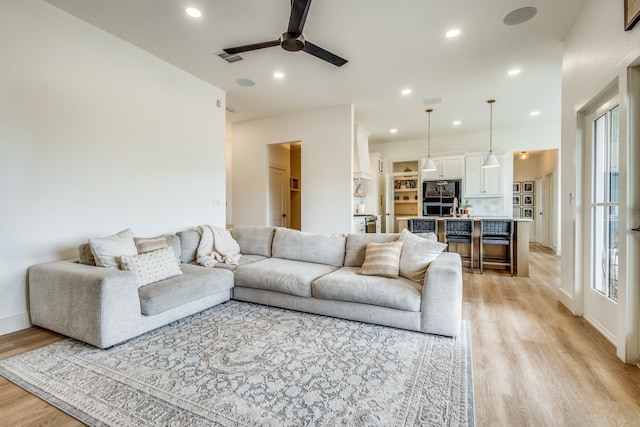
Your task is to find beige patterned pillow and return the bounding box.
[134,235,169,254]
[121,247,182,287]
[399,229,447,283]
[358,240,403,278]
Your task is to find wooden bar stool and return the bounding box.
[444,219,474,273]
[408,218,438,240]
[480,219,514,276]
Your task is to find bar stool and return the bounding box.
[408,218,438,240]
[444,219,474,273]
[480,219,513,276]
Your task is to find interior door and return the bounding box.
[268,167,287,227]
[583,100,619,343]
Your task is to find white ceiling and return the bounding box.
[45,0,586,145]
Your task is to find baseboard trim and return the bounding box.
[583,314,617,346]
[557,288,575,313]
[0,312,32,336]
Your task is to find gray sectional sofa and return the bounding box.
[28,226,463,349]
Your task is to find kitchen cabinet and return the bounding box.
[464,155,502,197]
[352,216,366,234]
[421,156,463,180]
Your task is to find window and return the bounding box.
[591,105,619,302]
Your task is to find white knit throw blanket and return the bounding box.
[196,225,241,267]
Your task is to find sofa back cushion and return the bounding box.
[231,226,276,257]
[344,233,400,267]
[271,228,346,267]
[177,230,201,263]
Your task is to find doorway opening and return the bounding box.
[513,149,560,254]
[268,142,301,230]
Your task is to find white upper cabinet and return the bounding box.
[421,156,463,180]
[464,154,502,197]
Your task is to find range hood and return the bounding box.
[354,126,373,181]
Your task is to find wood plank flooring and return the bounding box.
[1,243,639,426]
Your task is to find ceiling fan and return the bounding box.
[223,0,348,67]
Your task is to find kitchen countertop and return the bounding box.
[395,216,533,222]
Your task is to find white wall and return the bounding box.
[369,123,561,160]
[231,105,353,233]
[0,1,227,335]
[561,0,640,361]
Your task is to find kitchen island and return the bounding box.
[397,216,532,277]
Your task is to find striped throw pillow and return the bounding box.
[358,240,404,278]
[134,235,169,254]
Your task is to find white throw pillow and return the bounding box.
[121,247,183,287]
[399,229,447,283]
[89,228,137,269]
[358,240,404,278]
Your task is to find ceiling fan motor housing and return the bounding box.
[281,32,305,51]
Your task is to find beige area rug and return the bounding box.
[0,301,473,426]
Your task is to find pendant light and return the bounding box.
[482,99,500,168]
[421,108,438,171]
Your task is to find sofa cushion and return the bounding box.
[89,228,137,269]
[137,264,234,316]
[271,228,346,267]
[231,226,275,257]
[213,254,267,271]
[177,230,200,263]
[399,229,448,283]
[134,235,169,254]
[233,258,338,297]
[165,234,182,261]
[312,267,422,311]
[121,248,183,287]
[78,243,96,266]
[358,240,404,278]
[344,233,400,267]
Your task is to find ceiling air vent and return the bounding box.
[217,51,244,63]
[423,97,442,106]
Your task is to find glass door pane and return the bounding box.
[591,105,619,302]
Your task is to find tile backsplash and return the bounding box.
[466,197,506,217]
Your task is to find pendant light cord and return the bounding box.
[426,108,433,157]
[488,99,495,154]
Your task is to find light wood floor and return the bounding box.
[1,244,639,426]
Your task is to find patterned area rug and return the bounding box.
[0,301,473,426]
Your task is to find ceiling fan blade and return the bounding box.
[288,0,312,34]
[223,40,280,55]
[302,41,348,67]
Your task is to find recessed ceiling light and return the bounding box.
[185,7,202,18]
[452,121,461,126]
[390,128,398,133]
[446,29,461,38]
[235,78,255,87]
[401,88,412,96]
[508,68,521,76]
[273,72,285,79]
[530,111,540,116]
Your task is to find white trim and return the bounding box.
[0,312,31,336]
[584,314,617,346]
